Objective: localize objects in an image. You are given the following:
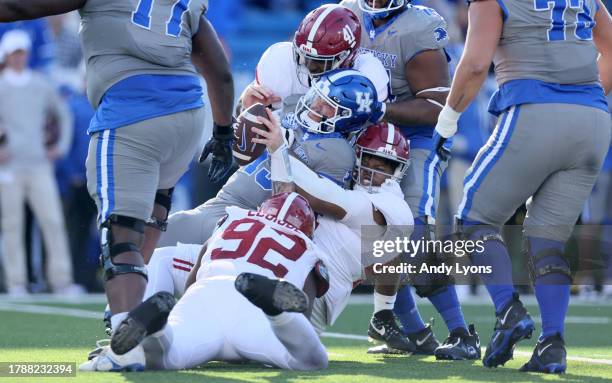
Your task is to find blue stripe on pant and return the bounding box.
[458,106,521,220]
[418,151,441,218]
[95,129,116,224]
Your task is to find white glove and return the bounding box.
[434,104,461,138]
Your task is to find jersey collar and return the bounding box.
[363,5,408,41]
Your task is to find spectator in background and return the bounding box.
[0,19,55,71]
[0,30,80,296]
[56,69,100,292]
[48,13,81,70]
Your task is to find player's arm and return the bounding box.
[191,17,234,127]
[0,0,84,21]
[253,109,366,221]
[433,0,502,143]
[594,0,612,94]
[185,240,208,291]
[383,49,451,126]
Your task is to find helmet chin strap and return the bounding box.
[354,182,381,194]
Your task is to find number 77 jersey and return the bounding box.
[197,207,329,289]
[79,0,208,108]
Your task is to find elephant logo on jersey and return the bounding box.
[434,27,448,42]
[355,91,373,113]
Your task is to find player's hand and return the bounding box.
[432,131,452,161]
[199,123,234,183]
[242,83,281,110]
[252,108,285,153]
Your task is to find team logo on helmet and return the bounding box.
[355,91,373,113]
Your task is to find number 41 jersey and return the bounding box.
[197,207,328,289]
[79,0,208,107]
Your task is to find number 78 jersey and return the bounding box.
[197,207,328,289]
[481,0,600,86]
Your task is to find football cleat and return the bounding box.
[368,309,416,353]
[407,322,440,355]
[434,324,481,360]
[88,339,110,361]
[367,322,439,355]
[235,272,309,316]
[79,345,145,372]
[483,293,535,368]
[520,333,567,374]
[110,292,176,356]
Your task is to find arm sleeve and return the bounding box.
[46,83,73,156]
[353,52,390,102]
[254,42,295,101]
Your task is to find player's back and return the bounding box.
[79,0,208,107]
[488,0,607,115]
[198,207,323,289]
[494,0,599,86]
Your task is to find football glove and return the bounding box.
[199,122,235,183]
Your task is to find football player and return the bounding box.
[0,1,235,335]
[437,0,611,373]
[155,69,383,250]
[257,113,462,354]
[239,4,389,115]
[82,192,330,372]
[341,0,475,360]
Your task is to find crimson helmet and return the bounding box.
[258,192,316,238]
[353,122,410,192]
[293,5,361,84]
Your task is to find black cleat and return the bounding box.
[520,333,567,374]
[483,293,535,368]
[407,323,440,355]
[435,324,481,360]
[368,310,416,353]
[110,292,176,355]
[235,272,308,316]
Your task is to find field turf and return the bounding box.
[1,297,611,383]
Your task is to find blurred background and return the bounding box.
[0,0,609,300]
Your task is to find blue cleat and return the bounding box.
[483,293,535,368]
[520,333,566,374]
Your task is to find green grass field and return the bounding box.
[1,297,611,383]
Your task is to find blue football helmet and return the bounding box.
[295,69,382,135]
[358,0,407,20]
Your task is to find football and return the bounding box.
[232,103,269,166]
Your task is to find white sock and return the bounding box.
[110,312,128,330]
[374,292,396,314]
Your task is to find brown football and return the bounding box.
[232,103,269,166]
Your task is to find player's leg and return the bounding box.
[399,148,471,357]
[85,122,165,332]
[141,107,205,262]
[0,172,28,294]
[520,104,610,374]
[144,243,203,300]
[234,273,328,370]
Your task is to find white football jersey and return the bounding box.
[255,41,389,108]
[197,206,326,290]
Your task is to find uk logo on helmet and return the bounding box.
[355,91,373,113]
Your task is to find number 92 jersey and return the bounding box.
[79,0,208,107]
[197,206,329,290]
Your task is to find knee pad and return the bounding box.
[411,216,451,298]
[524,237,572,284]
[455,218,505,245]
[147,188,174,232]
[100,215,148,282]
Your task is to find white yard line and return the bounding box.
[2,302,612,366]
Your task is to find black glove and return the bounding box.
[432,131,452,162]
[199,122,234,183]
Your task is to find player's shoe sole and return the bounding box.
[110,292,176,356]
[235,272,308,315]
